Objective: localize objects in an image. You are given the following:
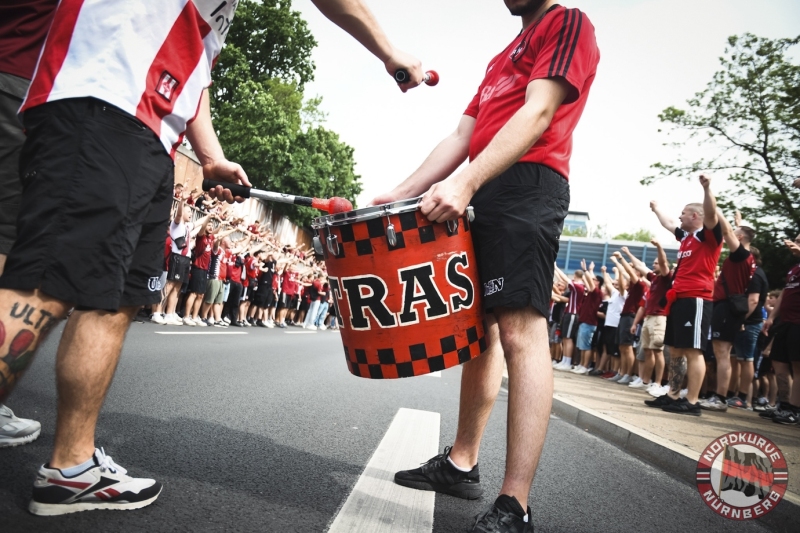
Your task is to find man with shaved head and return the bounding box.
[649,175,722,416]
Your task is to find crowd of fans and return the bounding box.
[547,183,799,428]
[146,184,337,331]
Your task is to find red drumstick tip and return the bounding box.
[328,197,353,214]
[425,70,440,86]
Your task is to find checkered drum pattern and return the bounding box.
[316,207,486,379]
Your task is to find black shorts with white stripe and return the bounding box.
[560,312,579,342]
[665,297,713,351]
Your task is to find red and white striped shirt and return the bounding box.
[565,280,585,314]
[21,0,238,157]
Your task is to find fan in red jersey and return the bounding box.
[373,1,600,529]
[648,175,723,417]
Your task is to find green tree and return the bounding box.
[209,0,361,227]
[612,228,655,242]
[561,226,587,237]
[644,33,800,286]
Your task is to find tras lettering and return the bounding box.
[330,253,475,331]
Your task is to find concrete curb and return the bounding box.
[501,375,800,531]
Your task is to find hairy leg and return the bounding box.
[496,306,551,507]
[190,293,203,318]
[619,345,634,375]
[773,362,792,404]
[790,362,800,407]
[51,307,136,468]
[183,292,197,319]
[729,358,740,396]
[641,349,655,384]
[685,349,706,404]
[450,316,502,468]
[654,350,665,385]
[767,373,778,405]
[0,289,69,403]
[164,281,181,315]
[713,340,733,397]
[562,338,574,361]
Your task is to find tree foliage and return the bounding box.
[612,228,655,243]
[645,33,800,286]
[209,0,362,228]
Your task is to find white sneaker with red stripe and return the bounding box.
[28,448,162,516]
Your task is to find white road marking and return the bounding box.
[154,331,247,335]
[327,408,440,533]
[423,371,441,378]
[284,331,318,335]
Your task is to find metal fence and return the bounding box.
[556,235,680,274]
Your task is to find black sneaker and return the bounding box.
[394,446,482,499]
[644,394,676,408]
[661,397,701,416]
[773,406,799,426]
[29,448,161,516]
[469,495,533,533]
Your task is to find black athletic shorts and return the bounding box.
[617,314,636,346]
[0,73,28,255]
[711,300,745,343]
[665,297,713,351]
[470,163,569,317]
[602,326,620,357]
[770,322,800,364]
[0,98,172,310]
[252,286,269,308]
[754,352,772,379]
[187,267,209,295]
[266,289,277,308]
[167,253,190,282]
[560,312,579,342]
[278,293,298,309]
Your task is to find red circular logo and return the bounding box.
[696,431,788,520]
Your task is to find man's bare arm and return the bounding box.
[650,200,677,233]
[421,77,570,222]
[621,246,650,276]
[186,89,250,203]
[716,207,741,252]
[699,174,719,229]
[371,115,475,204]
[651,239,670,276]
[310,0,424,90]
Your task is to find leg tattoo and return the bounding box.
[668,356,687,395]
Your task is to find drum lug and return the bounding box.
[313,235,324,256]
[467,206,475,223]
[446,219,459,235]
[327,233,339,255]
[386,222,397,247]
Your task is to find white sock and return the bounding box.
[447,456,472,472]
[562,357,572,365]
[58,455,95,477]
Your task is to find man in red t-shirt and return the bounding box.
[571,261,603,375]
[184,220,237,326]
[699,213,757,411]
[553,266,585,371]
[649,175,722,416]
[610,252,649,385]
[762,235,800,424]
[383,2,600,527]
[622,243,671,393]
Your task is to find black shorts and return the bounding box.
[590,323,603,349]
[0,73,28,255]
[187,267,209,295]
[278,293,297,309]
[560,312,579,342]
[0,98,172,310]
[252,287,269,308]
[167,253,190,282]
[711,300,745,343]
[665,297,713,351]
[754,353,772,379]
[617,314,636,346]
[602,326,620,357]
[770,322,800,363]
[470,163,569,317]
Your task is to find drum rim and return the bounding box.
[311,197,422,228]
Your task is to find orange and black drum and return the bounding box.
[311,198,486,379]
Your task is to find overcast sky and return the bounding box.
[294,0,800,238]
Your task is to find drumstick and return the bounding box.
[202,179,353,214]
[394,69,439,86]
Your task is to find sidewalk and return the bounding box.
[502,367,800,530]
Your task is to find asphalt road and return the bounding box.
[0,321,780,532]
